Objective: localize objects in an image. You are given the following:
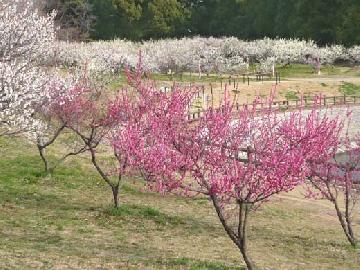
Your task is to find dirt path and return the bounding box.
[186,75,360,109]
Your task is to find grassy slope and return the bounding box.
[0,136,359,270]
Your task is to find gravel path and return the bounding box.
[324,105,360,139]
[275,105,360,139]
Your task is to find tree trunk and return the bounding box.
[237,202,255,270]
[37,145,49,173]
[240,245,254,270]
[344,178,357,247]
[88,146,121,208]
[316,57,321,75]
[334,203,356,247]
[210,195,256,270]
[324,180,358,247]
[35,125,66,174]
[111,184,120,208]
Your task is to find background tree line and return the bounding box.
[42,0,360,46]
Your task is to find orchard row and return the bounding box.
[53,38,360,75]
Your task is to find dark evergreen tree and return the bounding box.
[40,0,360,46]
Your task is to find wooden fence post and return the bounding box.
[211,84,214,108]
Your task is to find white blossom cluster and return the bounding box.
[54,40,140,74]
[53,37,360,75]
[0,0,56,136]
[348,46,360,64]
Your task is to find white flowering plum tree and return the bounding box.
[52,37,360,77]
[348,46,360,64]
[0,0,56,136]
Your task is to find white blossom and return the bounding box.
[0,0,56,136]
[53,37,360,76]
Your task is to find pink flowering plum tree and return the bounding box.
[47,75,126,207]
[108,62,195,206]
[308,134,360,247]
[32,73,92,173]
[121,84,342,269]
[45,60,194,208]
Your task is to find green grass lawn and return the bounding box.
[340,82,360,96]
[0,136,359,269]
[277,64,360,78]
